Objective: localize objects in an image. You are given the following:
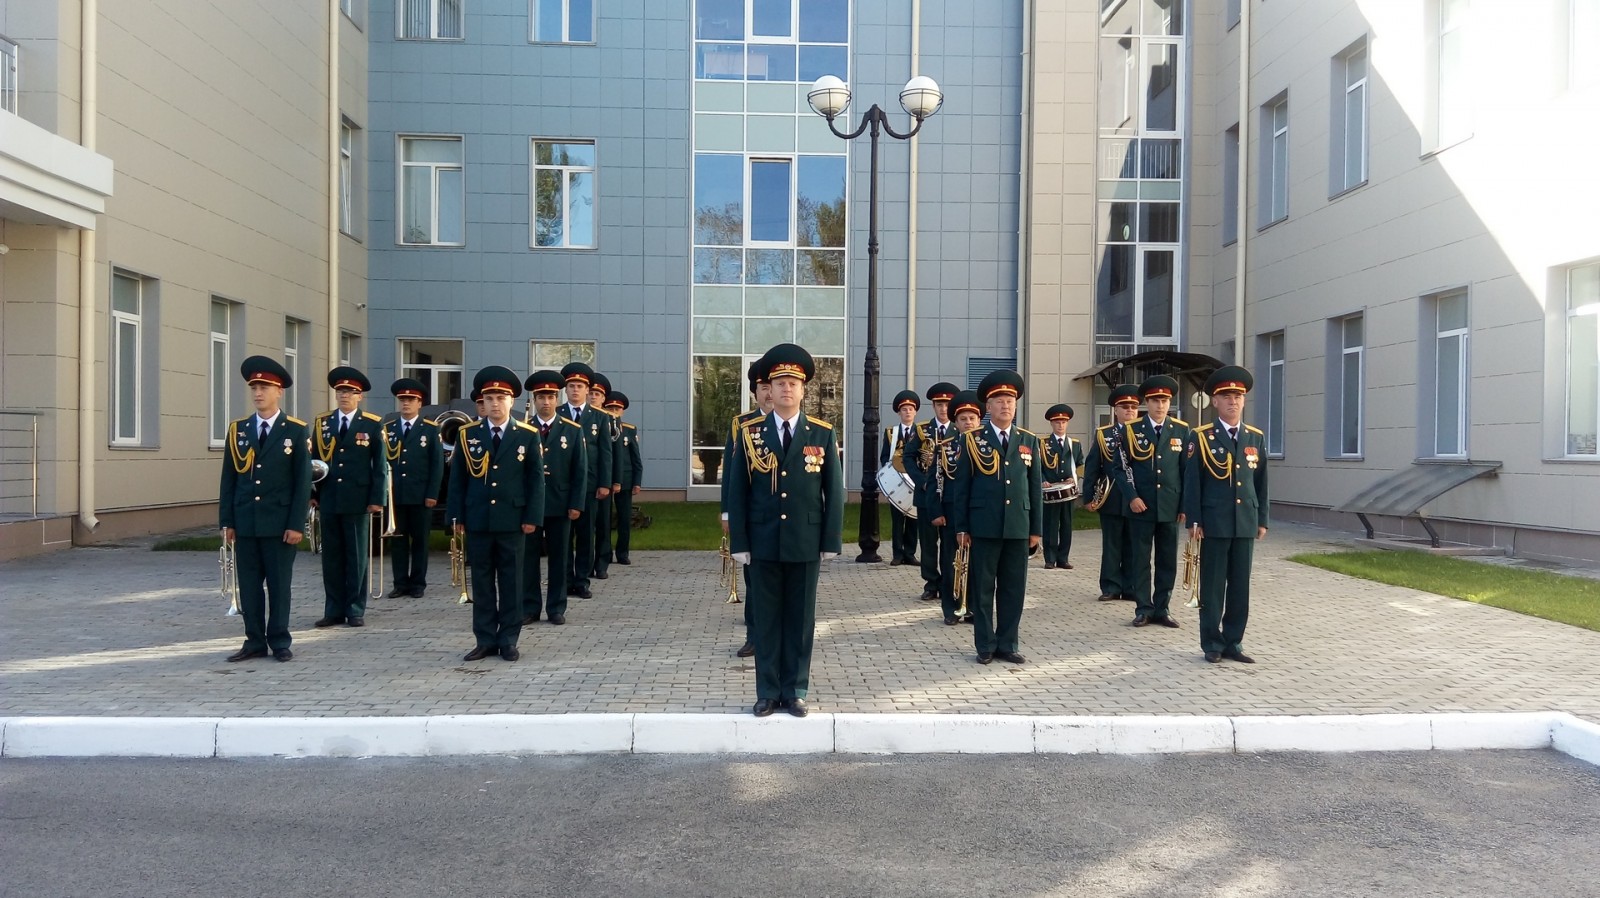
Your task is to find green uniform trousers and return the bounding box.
[389,503,433,594]
[1097,513,1132,597]
[1041,501,1073,566]
[968,536,1028,655]
[1129,518,1180,617]
[748,559,818,701]
[321,511,371,620]
[612,491,634,562]
[1198,535,1254,654]
[236,536,297,653]
[468,530,525,650]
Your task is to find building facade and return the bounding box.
[5,0,1596,563]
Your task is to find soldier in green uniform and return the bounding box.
[727,344,844,717]
[1084,385,1141,603]
[219,356,312,662]
[448,367,546,661]
[1182,365,1269,664]
[521,369,587,626]
[938,390,984,624]
[560,361,613,599]
[312,367,388,629]
[724,359,772,659]
[588,372,617,581]
[605,391,644,565]
[881,390,921,566]
[903,381,958,602]
[1039,403,1085,570]
[1126,375,1191,627]
[951,370,1044,665]
[384,378,445,598]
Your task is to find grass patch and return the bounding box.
[153,535,224,552]
[1289,550,1600,633]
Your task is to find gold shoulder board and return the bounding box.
[285,415,306,427]
[1195,423,1214,432]
[514,420,538,432]
[1244,424,1264,435]
[362,411,382,421]
[422,418,437,426]
[1169,417,1189,427]
[806,416,833,429]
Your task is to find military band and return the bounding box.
[881,390,921,566]
[1125,375,1190,628]
[1039,403,1084,571]
[588,371,617,581]
[521,369,587,627]
[384,378,446,599]
[724,360,772,659]
[1085,385,1141,604]
[560,362,613,600]
[219,356,312,663]
[312,367,388,629]
[448,366,546,662]
[940,390,984,625]
[1183,366,1268,664]
[606,391,644,566]
[903,381,959,604]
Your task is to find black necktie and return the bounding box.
[492,426,502,453]
[782,420,793,452]
[901,426,909,443]
[540,421,550,439]
[1152,425,1161,443]
[258,420,268,445]
[402,420,411,439]
[338,415,348,439]
[1226,427,1237,442]
[1000,430,1008,454]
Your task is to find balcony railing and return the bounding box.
[1,35,17,114]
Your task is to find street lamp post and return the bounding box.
[808,74,942,564]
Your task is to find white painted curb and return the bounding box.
[1,712,1595,765]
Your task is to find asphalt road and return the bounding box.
[3,751,1596,897]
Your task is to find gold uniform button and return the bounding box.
[491,482,497,487]
[1006,479,1011,484]
[781,492,788,498]
[255,480,261,485]
[781,471,788,477]
[780,514,787,520]
[491,499,497,505]
[1237,499,1243,504]
[255,496,261,501]
[1005,499,1011,505]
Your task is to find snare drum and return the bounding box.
[1042,480,1080,504]
[876,464,919,519]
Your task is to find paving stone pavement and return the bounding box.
[2,523,1598,719]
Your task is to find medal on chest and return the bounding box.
[355,432,369,447]
[1169,437,1182,451]
[283,437,293,455]
[517,444,526,461]
[1244,445,1259,469]
[560,434,569,449]
[1017,445,1032,467]
[802,444,824,473]
[420,435,427,447]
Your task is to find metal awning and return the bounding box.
[1071,350,1227,391]
[1333,459,1503,546]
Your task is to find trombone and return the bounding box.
[371,469,400,600]
[450,519,471,604]
[719,536,740,603]
[952,542,971,618]
[219,530,240,616]
[1182,529,1202,608]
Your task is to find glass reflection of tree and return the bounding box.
[692,356,743,485]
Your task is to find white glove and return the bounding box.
[821,552,838,561]
[733,552,751,565]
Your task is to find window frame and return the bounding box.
[396,0,464,40]
[530,138,599,250]
[1331,39,1369,197]
[1222,123,1240,245]
[110,272,144,447]
[746,156,796,247]
[339,119,358,238]
[1338,314,1364,457]
[284,317,307,420]
[1564,261,1600,457]
[340,331,360,368]
[1427,0,1472,152]
[398,337,467,405]
[531,0,596,44]
[1260,94,1290,227]
[1430,290,1471,458]
[1263,330,1286,458]
[397,134,466,247]
[209,299,235,449]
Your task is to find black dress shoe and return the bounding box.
[994,651,1026,665]
[387,587,408,598]
[1043,562,1055,569]
[549,613,566,625]
[1153,616,1181,628]
[616,557,631,565]
[753,699,777,717]
[889,558,903,566]
[1204,651,1222,663]
[226,647,268,663]
[313,616,345,628]
[1096,594,1119,602]
[593,571,609,580]
[787,698,809,717]
[346,616,365,627]
[273,648,293,662]
[1062,563,1074,570]
[961,614,974,624]
[1132,614,1150,627]
[1223,650,1256,664]
[736,641,755,658]
[409,587,425,598]
[500,646,520,662]
[567,585,580,596]
[977,652,994,664]
[463,645,498,662]
[1121,593,1137,602]
[944,616,959,625]
[574,587,592,599]
[521,614,538,626]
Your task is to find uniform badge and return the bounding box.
[591,423,598,436]
[1018,446,1033,467]
[283,438,293,455]
[1186,443,1195,459]
[560,435,569,449]
[1169,437,1182,451]
[802,445,824,473]
[1244,446,1259,469]
[420,435,427,447]
[517,445,526,461]
[355,433,369,447]
[623,437,629,446]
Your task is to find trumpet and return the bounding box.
[371,470,400,600]
[952,542,971,618]
[719,536,740,604]
[450,519,471,604]
[219,530,240,616]
[1182,529,1202,608]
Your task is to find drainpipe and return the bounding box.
[906,0,921,385]
[77,0,100,534]
[326,0,340,391]
[1014,0,1034,383]
[1233,0,1251,365]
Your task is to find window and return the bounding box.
[1425,290,1470,457]
[1225,0,1240,30]
[1262,331,1285,457]
[1332,40,1368,195]
[340,0,359,24]
[0,35,17,115]
[399,339,465,404]
[284,318,307,419]
[111,272,145,445]
[533,0,593,43]
[398,0,462,39]
[532,140,596,248]
[340,332,360,368]
[1338,315,1363,456]
[1259,94,1289,225]
[1222,124,1239,244]
[399,136,464,246]
[1429,0,1470,149]
[340,119,359,237]
[1567,263,1600,456]
[1570,0,1600,90]
[210,300,235,447]
[748,158,792,245]
[694,0,849,82]
[531,340,597,372]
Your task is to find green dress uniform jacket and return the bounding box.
[384,416,445,595]
[524,415,585,620]
[950,425,1044,655]
[447,418,547,651]
[1125,416,1192,617]
[219,413,312,654]
[612,421,644,563]
[562,403,612,591]
[727,412,845,702]
[313,409,389,621]
[1181,421,1270,655]
[1084,422,1137,599]
[903,418,956,593]
[722,409,765,644]
[1039,432,1084,568]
